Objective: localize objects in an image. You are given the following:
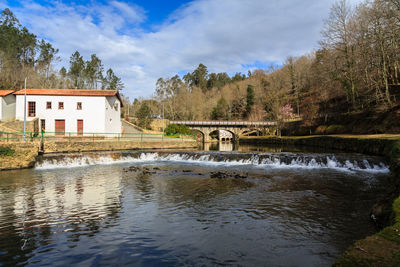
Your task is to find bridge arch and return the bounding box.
[190,129,205,142]
[209,129,235,142]
[171,120,277,143]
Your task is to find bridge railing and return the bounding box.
[171,121,277,126]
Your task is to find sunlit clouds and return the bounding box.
[3,0,363,99]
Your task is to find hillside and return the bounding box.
[131,0,400,135]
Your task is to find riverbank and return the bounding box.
[240,135,400,266]
[0,143,39,170]
[0,139,198,171]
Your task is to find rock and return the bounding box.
[210,171,247,179]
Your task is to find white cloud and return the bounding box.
[5,0,365,100]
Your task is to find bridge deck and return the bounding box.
[171,121,276,126]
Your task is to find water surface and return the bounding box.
[0,148,391,266]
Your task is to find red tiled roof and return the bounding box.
[13,89,123,106]
[0,90,15,97]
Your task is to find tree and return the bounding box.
[0,8,37,89]
[155,75,189,120]
[211,98,230,120]
[0,8,19,27]
[183,63,209,92]
[136,102,153,129]
[37,40,59,86]
[85,54,103,89]
[246,85,255,116]
[68,51,85,88]
[103,68,124,90]
[0,8,123,91]
[321,0,358,108]
[232,72,246,82]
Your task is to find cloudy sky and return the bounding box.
[1,0,363,100]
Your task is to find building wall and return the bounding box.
[104,96,122,134]
[0,95,16,121]
[15,95,110,134]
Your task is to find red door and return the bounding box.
[40,119,45,132]
[55,120,65,136]
[77,120,83,136]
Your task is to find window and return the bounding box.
[40,119,45,132]
[114,103,118,111]
[28,102,36,117]
[58,102,64,110]
[77,102,82,110]
[46,102,52,109]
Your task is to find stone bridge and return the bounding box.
[171,120,277,143]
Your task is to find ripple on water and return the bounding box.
[0,151,391,266]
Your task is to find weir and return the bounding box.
[36,150,390,173]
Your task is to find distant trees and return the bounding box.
[183,63,247,93]
[146,0,400,125]
[0,8,58,89]
[68,51,123,90]
[0,8,124,91]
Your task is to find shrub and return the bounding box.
[165,124,191,136]
[325,125,347,134]
[315,125,328,135]
[0,146,15,156]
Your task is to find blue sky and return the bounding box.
[1,0,363,100]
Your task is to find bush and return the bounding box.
[315,125,328,135]
[165,124,191,136]
[325,125,347,134]
[0,146,15,156]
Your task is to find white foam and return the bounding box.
[35,152,390,173]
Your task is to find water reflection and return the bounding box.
[0,168,123,266]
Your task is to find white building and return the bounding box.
[14,89,122,135]
[0,90,16,122]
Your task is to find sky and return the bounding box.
[0,0,364,100]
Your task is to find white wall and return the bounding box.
[15,95,120,134]
[104,96,122,134]
[0,95,16,121]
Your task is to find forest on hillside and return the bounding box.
[134,0,400,133]
[0,8,124,91]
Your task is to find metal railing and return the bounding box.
[0,131,197,143]
[171,120,277,126]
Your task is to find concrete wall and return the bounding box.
[0,95,16,121]
[15,95,121,135]
[42,139,198,153]
[150,118,169,132]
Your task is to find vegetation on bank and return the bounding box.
[0,144,37,170]
[334,196,400,266]
[164,124,191,136]
[0,146,14,156]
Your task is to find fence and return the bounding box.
[0,131,197,143]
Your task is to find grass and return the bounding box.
[0,146,15,156]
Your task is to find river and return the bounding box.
[0,144,391,266]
